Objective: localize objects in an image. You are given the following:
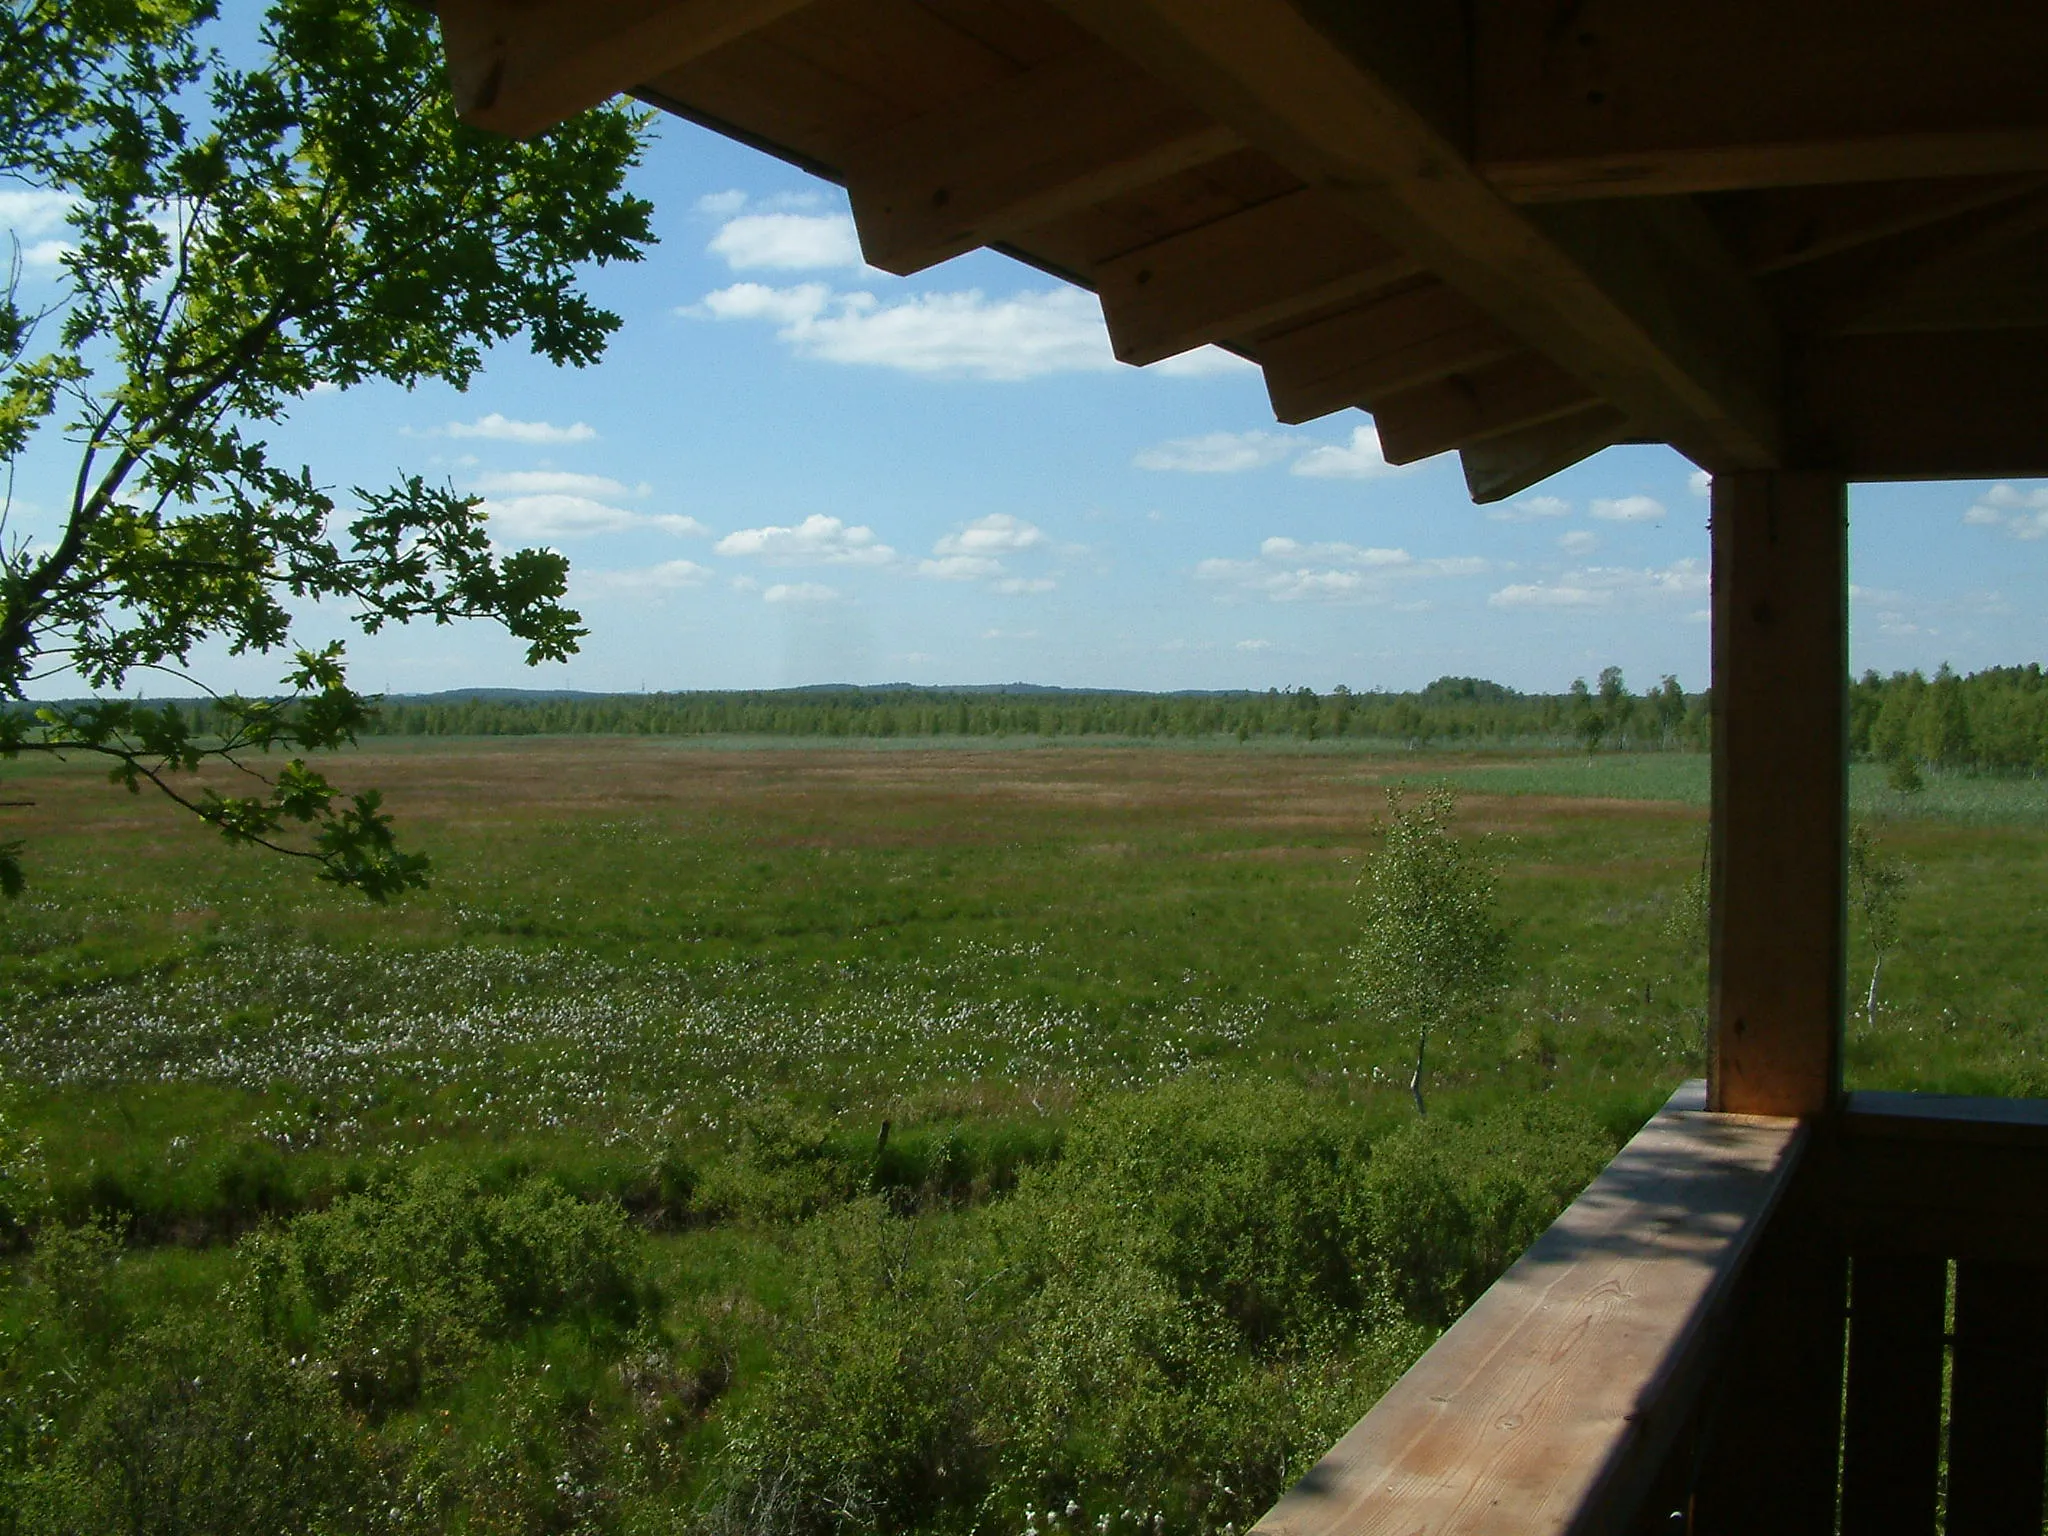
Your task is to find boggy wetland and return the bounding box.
[0,738,2041,1533]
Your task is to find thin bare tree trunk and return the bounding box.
[1865,953,1884,1030]
[1410,1027,1428,1116]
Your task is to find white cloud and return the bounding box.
[1688,469,1713,499]
[1291,424,1411,479]
[21,239,72,269]
[993,576,1056,594]
[0,190,77,235]
[1963,483,2048,540]
[1236,639,1271,651]
[934,513,1045,556]
[425,413,597,444]
[1589,494,1666,523]
[1487,494,1573,523]
[715,514,894,566]
[709,212,866,271]
[1149,347,1260,378]
[1135,431,1297,474]
[480,494,642,539]
[1487,558,1708,610]
[1559,529,1599,556]
[763,581,838,605]
[590,559,714,590]
[473,470,643,498]
[1194,538,1481,604]
[982,628,1041,640]
[918,554,1002,581]
[695,189,750,217]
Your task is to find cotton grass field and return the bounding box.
[0,738,2040,1533]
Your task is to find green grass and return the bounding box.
[0,738,2039,1534]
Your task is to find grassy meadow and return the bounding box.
[0,737,2040,1533]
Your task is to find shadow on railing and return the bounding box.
[1251,1083,2048,1536]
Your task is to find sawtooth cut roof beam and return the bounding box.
[840,45,1243,277]
[1048,0,1786,473]
[1475,1,2048,202]
[435,0,809,140]
[1260,282,1522,425]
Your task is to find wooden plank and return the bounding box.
[434,0,812,139]
[1249,1081,1807,1536]
[1707,472,1846,1118]
[1259,283,1521,425]
[1690,1165,1846,1536]
[1474,0,2048,200]
[841,44,1241,275]
[1459,406,1626,504]
[1839,1255,1947,1536]
[1718,176,2048,276]
[1801,331,2048,483]
[1369,353,1597,466]
[1094,189,1417,365]
[1835,1094,2048,1267]
[1055,0,1786,469]
[1947,1261,2048,1536]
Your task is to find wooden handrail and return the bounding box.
[1252,1081,1806,1536]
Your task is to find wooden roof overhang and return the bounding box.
[432,0,2048,502]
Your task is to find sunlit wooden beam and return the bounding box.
[434,0,809,139]
[1094,189,1417,366]
[841,45,1240,277]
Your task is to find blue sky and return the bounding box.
[4,113,2043,698]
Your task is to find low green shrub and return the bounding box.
[238,1167,648,1412]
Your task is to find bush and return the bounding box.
[238,1167,647,1412]
[23,1322,389,1536]
[0,1106,49,1250]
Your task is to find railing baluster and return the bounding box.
[1840,1254,1949,1536]
[1946,1261,2048,1536]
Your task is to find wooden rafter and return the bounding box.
[840,45,1241,277]
[1259,282,1521,425]
[436,0,810,139]
[1369,353,1596,466]
[1049,0,1785,472]
[1458,407,1629,504]
[1093,189,1416,365]
[1474,0,2048,201]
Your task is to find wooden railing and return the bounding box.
[1252,1085,2048,1536]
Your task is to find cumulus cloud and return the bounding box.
[763,581,838,605]
[480,494,706,541]
[0,191,78,266]
[918,554,1002,581]
[1963,483,2048,539]
[716,514,894,566]
[1135,431,1297,473]
[1559,529,1599,556]
[709,212,866,271]
[589,559,715,590]
[1487,494,1573,523]
[1291,424,1410,479]
[690,281,1258,384]
[474,470,644,498]
[934,514,1046,556]
[1689,469,1713,498]
[421,413,597,444]
[1195,538,1482,604]
[994,576,1056,594]
[1487,558,1708,610]
[1236,639,1271,651]
[1589,494,1666,523]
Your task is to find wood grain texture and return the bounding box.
[1053,0,1785,469]
[1368,353,1595,465]
[1707,472,1846,1117]
[1249,1081,1806,1536]
[1260,283,1520,425]
[435,0,812,139]
[841,44,1240,275]
[1094,189,1415,364]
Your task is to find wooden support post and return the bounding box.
[1708,471,1847,1117]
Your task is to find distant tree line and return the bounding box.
[1851,664,2048,774]
[329,671,1711,750]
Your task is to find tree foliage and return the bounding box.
[1348,787,1510,1115]
[0,0,654,895]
